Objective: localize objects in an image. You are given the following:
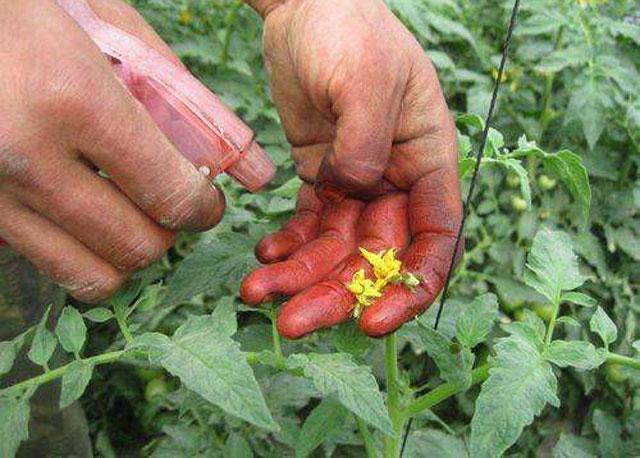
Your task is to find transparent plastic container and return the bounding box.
[56,0,275,192]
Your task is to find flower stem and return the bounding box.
[356,416,379,458]
[383,333,402,458]
[402,365,490,419]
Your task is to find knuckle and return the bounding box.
[112,232,172,271]
[32,61,113,136]
[0,137,31,183]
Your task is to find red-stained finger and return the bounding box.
[277,193,410,339]
[240,198,364,305]
[255,184,323,263]
[359,168,462,337]
[0,197,126,302]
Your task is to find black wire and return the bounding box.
[399,0,520,455]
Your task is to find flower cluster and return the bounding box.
[346,248,421,318]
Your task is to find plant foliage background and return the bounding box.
[1,0,639,456]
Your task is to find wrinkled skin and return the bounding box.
[241,0,462,338]
[0,0,224,302]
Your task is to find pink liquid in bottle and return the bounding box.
[56,0,275,192]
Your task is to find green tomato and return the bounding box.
[136,367,163,383]
[606,364,628,383]
[145,377,168,402]
[511,196,527,212]
[538,174,557,191]
[506,173,520,188]
[532,303,554,322]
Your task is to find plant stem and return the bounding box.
[1,350,127,396]
[402,365,490,419]
[545,300,561,345]
[115,312,133,344]
[383,334,402,458]
[538,26,564,140]
[220,0,241,65]
[607,353,640,370]
[356,416,379,458]
[271,316,283,360]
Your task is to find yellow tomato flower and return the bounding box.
[359,248,402,286]
[347,269,383,318]
[347,247,423,319]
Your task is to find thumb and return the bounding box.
[316,67,404,200]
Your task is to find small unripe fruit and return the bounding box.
[538,175,557,191]
[606,364,628,383]
[532,303,554,322]
[511,196,527,212]
[145,377,168,402]
[506,174,520,188]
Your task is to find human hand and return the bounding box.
[0,0,225,302]
[241,0,462,337]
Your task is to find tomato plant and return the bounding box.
[1,0,639,457]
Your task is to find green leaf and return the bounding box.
[542,150,591,225]
[544,340,605,370]
[534,47,590,73]
[456,293,499,348]
[334,322,371,356]
[224,433,253,458]
[55,307,87,356]
[295,399,349,458]
[500,158,532,207]
[415,323,474,388]
[0,341,16,376]
[561,292,597,308]
[83,307,114,323]
[503,311,546,352]
[456,113,485,131]
[59,360,94,409]
[163,230,263,306]
[567,80,610,150]
[286,353,394,436]
[632,340,640,353]
[609,227,640,261]
[271,176,303,198]
[0,394,32,458]
[483,128,504,157]
[609,20,640,45]
[524,227,587,305]
[133,314,277,431]
[405,429,468,458]
[592,409,623,458]
[470,333,559,458]
[589,307,617,347]
[211,296,238,337]
[556,316,581,328]
[28,305,57,368]
[553,434,597,458]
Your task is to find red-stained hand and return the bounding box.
[0,0,224,302]
[241,0,462,338]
